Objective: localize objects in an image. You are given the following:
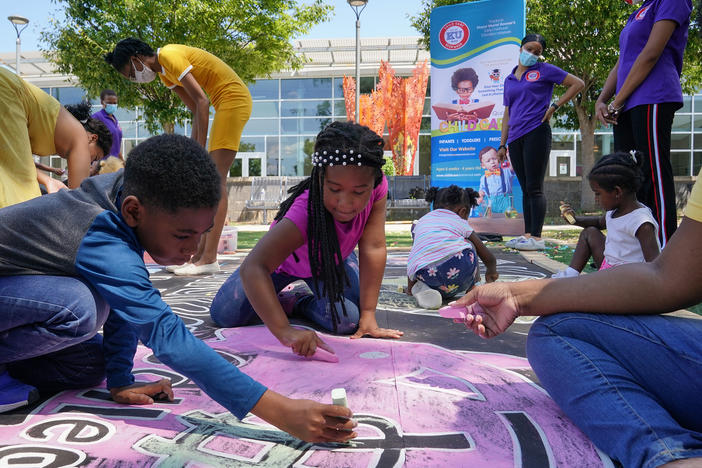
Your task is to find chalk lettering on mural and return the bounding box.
[133,410,311,466]
[376,367,486,400]
[304,414,474,467]
[0,445,87,467]
[21,416,115,445]
[133,410,473,467]
[497,412,554,468]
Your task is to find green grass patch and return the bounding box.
[235,230,415,249]
[236,231,265,249]
[386,232,414,247]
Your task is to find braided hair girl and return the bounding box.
[407,185,498,309]
[553,151,660,279]
[211,121,403,358]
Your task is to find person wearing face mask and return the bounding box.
[0,67,110,209]
[105,38,253,276]
[91,89,123,160]
[596,0,693,248]
[498,34,584,251]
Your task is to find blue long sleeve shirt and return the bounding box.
[0,172,266,418]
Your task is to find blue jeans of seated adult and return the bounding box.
[527,313,702,468]
[211,252,360,334]
[0,275,109,392]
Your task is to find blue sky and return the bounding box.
[0,0,425,53]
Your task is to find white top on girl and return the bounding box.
[407,209,474,280]
[605,206,661,266]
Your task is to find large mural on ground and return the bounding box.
[0,326,609,467]
[0,254,612,466]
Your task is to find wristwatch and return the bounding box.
[550,102,560,110]
[498,144,507,151]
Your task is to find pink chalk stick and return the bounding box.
[306,348,340,363]
[439,305,467,320]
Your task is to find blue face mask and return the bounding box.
[104,103,118,115]
[519,50,538,67]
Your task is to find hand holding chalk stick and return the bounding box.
[306,347,339,363]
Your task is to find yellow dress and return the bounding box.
[0,67,60,208]
[158,44,252,152]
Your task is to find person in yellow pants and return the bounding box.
[0,67,110,208]
[106,38,252,275]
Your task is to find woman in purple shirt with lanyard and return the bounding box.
[596,0,692,247]
[498,34,584,251]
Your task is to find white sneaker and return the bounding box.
[514,237,545,251]
[552,266,579,278]
[411,281,443,310]
[505,236,527,248]
[165,263,188,273]
[173,261,221,276]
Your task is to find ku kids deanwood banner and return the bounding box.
[430,0,525,232]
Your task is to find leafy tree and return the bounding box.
[41,0,332,133]
[411,0,702,209]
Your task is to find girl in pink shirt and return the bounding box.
[211,122,403,358]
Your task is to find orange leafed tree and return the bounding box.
[343,60,427,175]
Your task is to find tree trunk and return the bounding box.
[575,105,597,211]
[162,121,175,134]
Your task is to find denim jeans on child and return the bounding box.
[0,275,109,391]
[210,252,360,334]
[527,313,702,468]
[415,247,477,299]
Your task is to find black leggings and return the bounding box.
[509,122,552,237]
[613,102,679,247]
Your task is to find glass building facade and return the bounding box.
[32,34,699,180]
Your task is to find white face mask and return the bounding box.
[130,58,157,83]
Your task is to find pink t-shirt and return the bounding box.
[275,175,388,278]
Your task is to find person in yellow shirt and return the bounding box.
[0,67,110,208]
[105,38,253,276]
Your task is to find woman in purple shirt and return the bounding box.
[91,89,123,160]
[596,0,692,247]
[498,34,584,251]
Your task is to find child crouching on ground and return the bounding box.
[554,151,660,278]
[0,134,355,443]
[407,185,498,309]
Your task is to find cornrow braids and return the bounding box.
[588,150,644,194]
[64,102,113,157]
[274,121,385,332]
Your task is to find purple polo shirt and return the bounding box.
[91,109,123,157]
[503,62,567,144]
[617,0,691,112]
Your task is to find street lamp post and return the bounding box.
[8,15,29,75]
[347,0,368,123]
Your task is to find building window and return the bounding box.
[281,78,332,99]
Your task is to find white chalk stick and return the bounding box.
[331,388,348,407]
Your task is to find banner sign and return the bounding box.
[430,0,525,231]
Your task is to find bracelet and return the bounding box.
[550,102,560,110]
[498,144,507,151]
[607,102,623,115]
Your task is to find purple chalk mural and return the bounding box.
[0,326,610,467]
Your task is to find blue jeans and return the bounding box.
[210,252,360,334]
[527,313,702,467]
[0,275,109,391]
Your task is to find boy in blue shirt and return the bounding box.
[0,134,355,443]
